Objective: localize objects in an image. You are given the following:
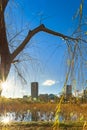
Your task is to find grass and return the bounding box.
[0,121,85,130]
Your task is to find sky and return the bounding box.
[2,0,87,98]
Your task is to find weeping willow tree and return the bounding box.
[53,0,87,129]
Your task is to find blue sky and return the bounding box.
[21,0,80,32]
[2,0,87,98]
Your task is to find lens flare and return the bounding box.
[1,82,7,89]
[1,116,10,125]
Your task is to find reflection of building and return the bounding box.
[66,85,72,97]
[31,82,38,99]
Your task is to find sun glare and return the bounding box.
[0,79,18,98]
[1,116,10,125]
[1,82,7,89]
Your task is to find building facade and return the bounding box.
[84,87,87,98]
[31,82,38,99]
[66,85,72,97]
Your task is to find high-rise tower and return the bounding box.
[31,82,38,99]
[66,85,72,97]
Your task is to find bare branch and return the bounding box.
[14,64,27,84]
[11,24,79,60]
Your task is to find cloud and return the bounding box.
[42,80,56,86]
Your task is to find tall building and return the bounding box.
[31,82,38,99]
[84,87,87,98]
[66,85,72,97]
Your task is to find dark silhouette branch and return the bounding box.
[14,64,27,84]
[11,24,79,60]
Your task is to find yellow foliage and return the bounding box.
[67,59,70,66]
[83,121,87,130]
[53,96,64,129]
[80,3,82,17]
[85,32,87,35]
